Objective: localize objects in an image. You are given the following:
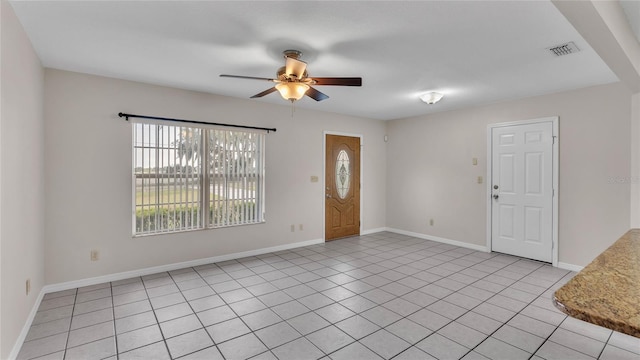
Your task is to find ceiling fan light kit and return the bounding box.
[420,92,444,104]
[275,82,310,102]
[220,49,362,103]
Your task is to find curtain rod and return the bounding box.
[118,112,277,133]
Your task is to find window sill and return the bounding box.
[132,221,267,238]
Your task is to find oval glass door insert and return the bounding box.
[335,150,350,199]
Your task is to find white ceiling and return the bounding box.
[10,0,621,121]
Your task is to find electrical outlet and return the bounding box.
[26,279,31,296]
[477,176,483,184]
[429,219,434,226]
[91,250,99,261]
[299,224,303,231]
[290,224,295,232]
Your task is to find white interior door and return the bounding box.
[491,121,554,262]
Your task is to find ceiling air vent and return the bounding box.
[547,42,580,57]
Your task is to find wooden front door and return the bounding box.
[325,134,360,241]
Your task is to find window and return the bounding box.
[133,122,265,235]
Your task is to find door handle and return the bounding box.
[493,194,499,199]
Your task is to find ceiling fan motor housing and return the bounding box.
[283,49,303,60]
[277,66,308,82]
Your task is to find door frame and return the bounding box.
[323,131,364,241]
[486,117,559,266]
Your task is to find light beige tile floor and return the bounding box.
[17,232,640,359]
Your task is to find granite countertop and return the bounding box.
[553,229,640,338]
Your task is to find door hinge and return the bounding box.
[552,135,557,144]
[553,189,555,197]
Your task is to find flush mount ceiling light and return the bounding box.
[420,92,444,104]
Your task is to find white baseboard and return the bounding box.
[385,227,489,252]
[44,238,325,294]
[12,229,579,358]
[361,227,387,235]
[557,262,584,272]
[384,228,584,271]
[9,238,323,359]
[9,288,46,360]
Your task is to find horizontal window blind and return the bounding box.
[133,121,265,235]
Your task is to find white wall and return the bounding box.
[387,83,632,267]
[552,0,640,229]
[0,1,45,358]
[44,69,387,284]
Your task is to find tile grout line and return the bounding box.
[213,240,406,359]
[61,288,79,360]
[215,247,349,358]
[282,237,519,359]
[211,257,302,360]
[221,257,337,359]
[387,250,542,359]
[597,329,615,359]
[23,233,622,360]
[110,282,120,360]
[140,274,173,359]
[292,236,521,358]
[189,264,250,360]
[462,267,571,359]
[192,255,320,359]
[29,237,524,359]
[369,240,575,358]
[521,270,610,359]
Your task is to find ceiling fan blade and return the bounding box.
[220,74,276,82]
[285,57,307,79]
[250,87,278,98]
[306,87,329,102]
[312,77,362,86]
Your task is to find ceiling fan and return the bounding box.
[220,50,362,103]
